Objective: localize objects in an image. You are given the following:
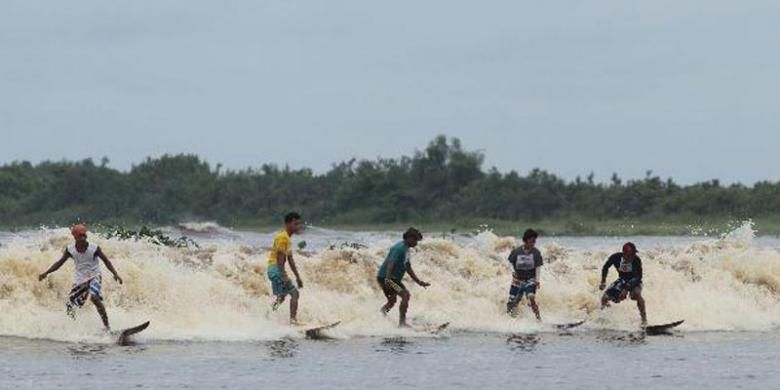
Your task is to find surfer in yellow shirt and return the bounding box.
[268,212,304,324]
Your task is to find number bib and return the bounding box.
[515,254,535,271]
[618,258,633,273]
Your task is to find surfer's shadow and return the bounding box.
[66,343,109,359]
[595,327,685,347]
[265,338,299,359]
[596,332,650,347]
[506,334,542,352]
[374,337,416,355]
[118,345,148,354]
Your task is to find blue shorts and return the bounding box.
[605,278,642,301]
[508,278,537,305]
[267,265,297,297]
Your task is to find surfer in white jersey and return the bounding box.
[506,229,543,320]
[39,224,123,331]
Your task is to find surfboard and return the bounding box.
[644,320,684,335]
[304,321,341,339]
[116,321,150,346]
[555,320,586,330]
[414,322,450,334]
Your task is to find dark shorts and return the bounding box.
[605,278,642,301]
[377,277,406,296]
[508,278,537,305]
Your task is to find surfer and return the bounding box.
[506,229,543,320]
[599,242,647,325]
[377,227,430,327]
[38,224,123,331]
[268,212,304,324]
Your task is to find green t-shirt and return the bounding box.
[377,241,410,281]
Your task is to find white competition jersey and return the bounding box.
[67,243,101,285]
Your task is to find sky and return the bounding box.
[1,1,779,184]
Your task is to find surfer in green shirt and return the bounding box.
[377,228,430,327]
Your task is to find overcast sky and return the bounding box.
[2,1,779,184]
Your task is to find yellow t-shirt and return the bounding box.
[268,230,292,266]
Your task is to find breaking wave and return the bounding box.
[1,223,778,343]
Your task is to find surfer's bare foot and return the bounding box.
[271,299,282,311]
[641,319,648,327]
[290,319,300,326]
[399,322,411,328]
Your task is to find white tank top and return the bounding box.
[67,243,101,284]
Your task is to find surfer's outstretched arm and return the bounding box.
[599,258,614,289]
[599,257,615,309]
[407,265,430,287]
[635,257,643,281]
[96,247,123,284]
[288,255,303,288]
[39,249,71,280]
[384,261,395,285]
[535,266,542,289]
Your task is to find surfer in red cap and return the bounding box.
[38,224,123,331]
[599,242,647,325]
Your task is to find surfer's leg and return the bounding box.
[602,279,622,308]
[528,294,541,321]
[90,294,110,330]
[528,296,541,320]
[524,282,540,320]
[600,294,610,309]
[378,278,397,314]
[630,287,647,325]
[272,295,286,311]
[382,294,397,315]
[398,289,411,327]
[289,290,299,324]
[507,282,522,316]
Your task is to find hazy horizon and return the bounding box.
[3,1,779,184]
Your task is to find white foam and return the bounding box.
[1,223,778,342]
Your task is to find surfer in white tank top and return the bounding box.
[67,242,101,285]
[38,224,123,330]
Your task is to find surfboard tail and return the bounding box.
[117,321,150,346]
[645,320,684,335]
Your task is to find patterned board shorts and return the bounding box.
[68,276,102,308]
[377,277,407,296]
[508,278,537,305]
[605,278,642,301]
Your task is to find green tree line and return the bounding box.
[1,135,778,228]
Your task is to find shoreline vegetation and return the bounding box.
[2,135,780,237]
[0,219,780,236]
[2,214,778,237]
[5,218,775,238]
[235,218,776,237]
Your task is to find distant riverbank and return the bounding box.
[235,217,777,237]
[3,217,777,238]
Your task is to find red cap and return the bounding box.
[622,242,638,254]
[71,224,88,237]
